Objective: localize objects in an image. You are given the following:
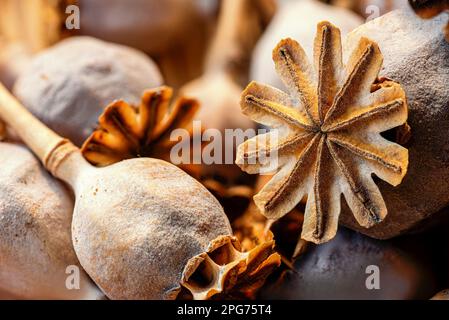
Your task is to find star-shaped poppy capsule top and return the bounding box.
[81,86,199,166]
[236,21,409,245]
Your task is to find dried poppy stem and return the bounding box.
[0,82,280,299]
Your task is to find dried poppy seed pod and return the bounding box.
[251,0,363,90]
[341,8,449,239]
[0,142,103,299]
[0,84,280,299]
[80,86,199,167]
[237,21,409,245]
[13,37,163,146]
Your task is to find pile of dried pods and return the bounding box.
[0,0,448,300]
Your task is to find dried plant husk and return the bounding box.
[80,86,199,167]
[180,236,280,300]
[0,142,103,299]
[0,84,280,300]
[237,22,409,244]
[13,36,163,146]
[341,8,449,239]
[251,0,363,90]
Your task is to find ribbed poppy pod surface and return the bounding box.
[0,84,280,299]
[0,142,103,299]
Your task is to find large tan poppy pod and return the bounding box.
[251,0,363,90]
[0,85,280,300]
[0,142,103,299]
[341,8,449,238]
[13,37,163,146]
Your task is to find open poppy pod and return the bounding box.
[0,83,280,299]
[236,21,409,245]
[81,86,198,167]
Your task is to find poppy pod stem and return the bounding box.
[0,82,87,187]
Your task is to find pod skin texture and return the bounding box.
[69,158,233,299]
[14,37,163,146]
[0,143,102,299]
